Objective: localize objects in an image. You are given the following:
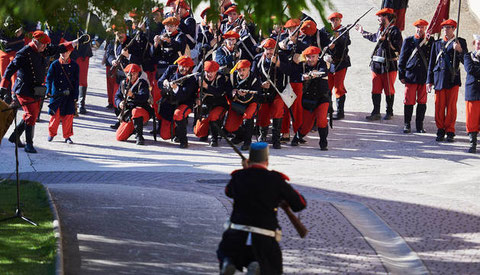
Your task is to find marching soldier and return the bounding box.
[115,64,152,145]
[356,8,403,121]
[217,142,307,275]
[427,19,468,142]
[193,60,231,147]
[46,43,79,144]
[195,7,221,63]
[278,18,304,143]
[252,38,288,149]
[398,19,434,133]
[220,6,241,34]
[464,34,480,153]
[291,46,331,150]
[224,59,260,151]
[106,23,147,129]
[158,55,198,148]
[321,12,351,120]
[0,31,78,153]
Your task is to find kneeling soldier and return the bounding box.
[115,64,152,145]
[217,142,307,275]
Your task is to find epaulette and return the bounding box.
[230,169,242,175]
[274,171,290,181]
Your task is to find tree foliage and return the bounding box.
[0,0,334,35]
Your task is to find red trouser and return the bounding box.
[299,102,330,136]
[174,104,191,121]
[466,101,480,133]
[113,82,120,108]
[48,109,74,138]
[76,57,89,87]
[194,106,226,137]
[148,71,162,120]
[372,71,397,95]
[116,107,150,141]
[17,95,40,126]
[404,83,427,105]
[224,103,257,133]
[0,50,17,86]
[257,95,284,127]
[105,66,116,105]
[281,82,303,134]
[328,68,347,98]
[435,86,459,133]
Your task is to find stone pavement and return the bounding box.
[1,0,480,274]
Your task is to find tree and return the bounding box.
[0,0,333,35]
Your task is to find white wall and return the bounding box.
[469,0,480,21]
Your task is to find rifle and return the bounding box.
[213,127,308,238]
[282,17,309,61]
[451,0,462,83]
[108,17,146,78]
[195,47,208,121]
[320,7,373,60]
[117,80,133,122]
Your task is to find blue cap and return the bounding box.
[249,142,269,163]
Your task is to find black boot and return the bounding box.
[259,126,268,142]
[8,119,26,148]
[468,132,477,153]
[318,127,328,150]
[333,95,345,120]
[24,125,37,153]
[241,119,254,151]
[446,132,455,143]
[111,108,121,129]
[231,127,244,145]
[79,86,87,114]
[436,129,445,142]
[416,104,427,133]
[384,95,394,120]
[366,94,381,121]
[403,105,414,133]
[133,118,145,145]
[209,121,219,147]
[175,119,188,148]
[272,118,282,149]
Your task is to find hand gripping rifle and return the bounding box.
[320,7,373,60]
[108,17,147,78]
[117,80,133,122]
[212,122,308,238]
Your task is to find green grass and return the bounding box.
[0,179,57,275]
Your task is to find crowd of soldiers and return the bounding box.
[1,0,480,155]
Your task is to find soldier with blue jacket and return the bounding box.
[398,19,434,133]
[46,43,79,144]
[1,31,77,153]
[426,19,468,142]
[463,34,480,153]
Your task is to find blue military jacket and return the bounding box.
[398,35,434,84]
[158,65,198,108]
[46,59,79,116]
[464,51,480,101]
[427,36,468,90]
[2,42,70,96]
[319,26,351,73]
[363,25,403,74]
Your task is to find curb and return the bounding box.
[45,186,64,275]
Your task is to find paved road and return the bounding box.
[1,0,480,274]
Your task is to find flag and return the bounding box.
[381,0,409,31]
[427,0,450,35]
